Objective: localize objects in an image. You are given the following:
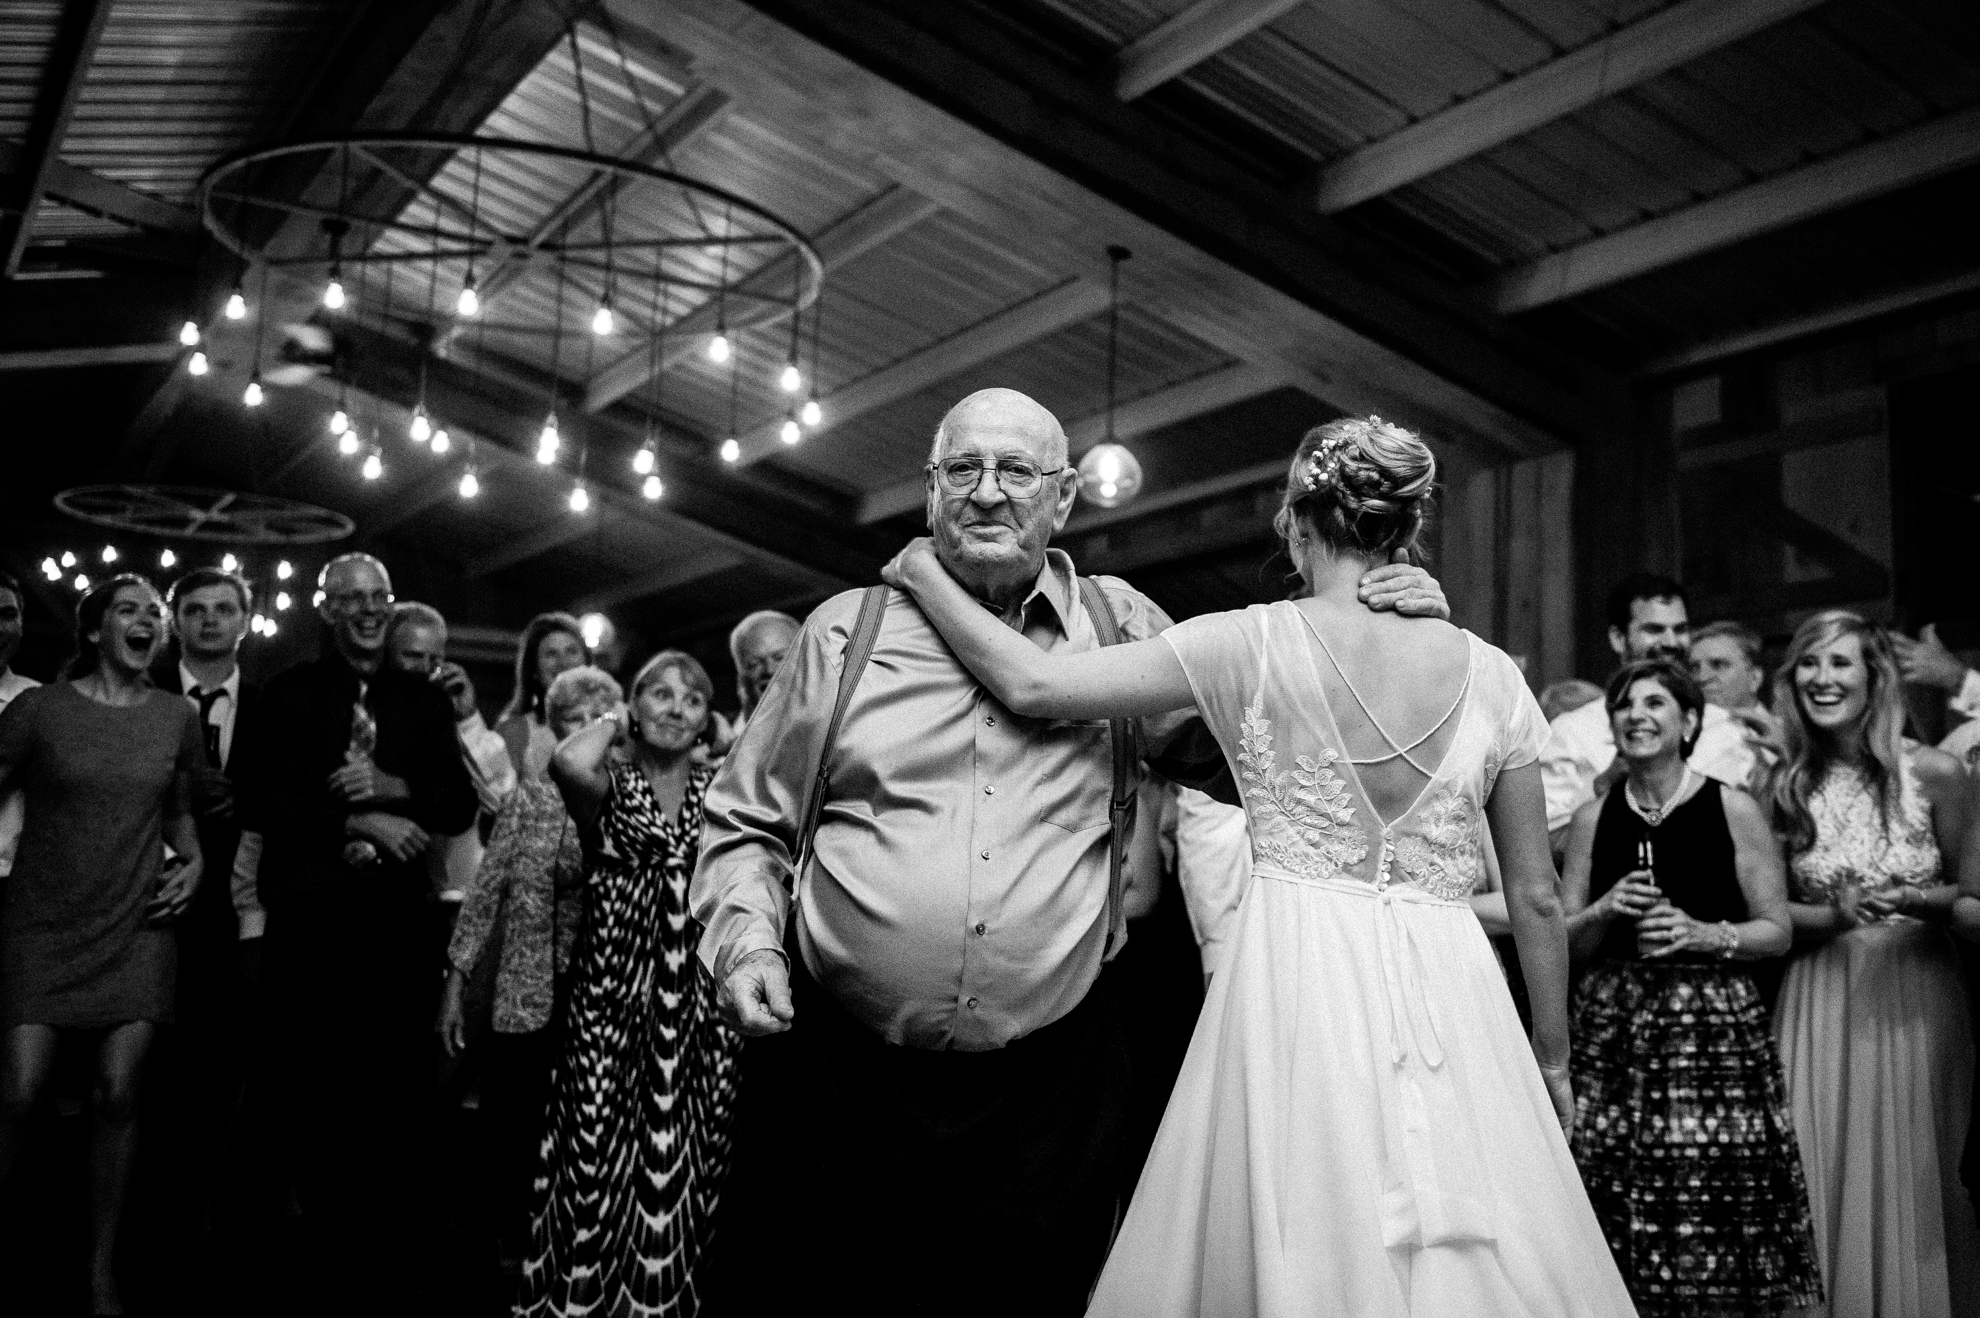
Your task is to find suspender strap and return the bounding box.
[1077,576,1139,959]
[794,584,890,879]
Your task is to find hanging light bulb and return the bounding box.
[707,331,731,364]
[186,351,209,377]
[409,406,431,444]
[632,444,655,475]
[41,558,61,581]
[591,300,615,336]
[338,430,360,457]
[274,560,291,580]
[322,269,346,310]
[568,482,590,514]
[642,474,663,500]
[158,548,176,569]
[276,591,292,611]
[251,614,268,635]
[221,553,239,572]
[60,551,76,568]
[456,275,479,318]
[74,574,90,592]
[780,417,801,445]
[263,618,280,638]
[536,413,560,464]
[801,396,822,427]
[361,450,383,481]
[458,469,480,499]
[329,407,349,435]
[1077,443,1143,508]
[720,438,740,463]
[179,320,201,347]
[242,375,264,407]
[779,361,802,393]
[101,545,118,564]
[224,287,247,320]
[430,428,451,455]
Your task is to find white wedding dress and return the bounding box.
[1088,603,1636,1317]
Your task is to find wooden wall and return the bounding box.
[1439,450,1577,692]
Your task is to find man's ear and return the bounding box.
[1608,626,1628,659]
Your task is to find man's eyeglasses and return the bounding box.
[927,457,1066,499]
[326,590,395,612]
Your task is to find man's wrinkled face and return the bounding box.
[0,587,21,671]
[318,559,394,658]
[1610,596,1690,665]
[175,584,249,663]
[925,393,1077,592]
[736,620,798,713]
[1690,635,1762,710]
[388,620,446,676]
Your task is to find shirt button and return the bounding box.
[980,850,991,860]
[975,922,986,936]
[966,997,979,1010]
[984,785,995,795]
[985,715,995,726]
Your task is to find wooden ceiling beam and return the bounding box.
[734,276,1108,468]
[1113,0,1304,101]
[1,0,115,278]
[0,142,200,236]
[1494,105,1980,313]
[464,512,601,579]
[1313,0,1826,214]
[0,342,180,372]
[1641,270,1980,376]
[584,182,941,412]
[576,549,748,611]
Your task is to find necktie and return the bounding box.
[190,686,225,769]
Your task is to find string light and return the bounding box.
[264,618,279,638]
[801,397,822,427]
[642,474,663,500]
[361,449,383,481]
[243,375,264,407]
[632,444,655,475]
[100,546,118,564]
[40,558,60,581]
[536,413,560,464]
[409,406,431,444]
[338,430,360,457]
[222,553,239,572]
[322,269,346,310]
[179,321,201,347]
[60,551,76,568]
[430,428,451,454]
[74,574,89,592]
[159,549,176,568]
[187,352,209,377]
[780,417,801,445]
[276,592,292,611]
[580,613,610,648]
[591,300,615,336]
[568,482,589,513]
[458,469,480,499]
[224,287,247,320]
[707,331,730,364]
[779,361,802,393]
[276,560,293,580]
[329,406,349,435]
[456,275,479,318]
[251,613,268,634]
[720,438,740,463]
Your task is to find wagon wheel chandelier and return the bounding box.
[180,17,827,506]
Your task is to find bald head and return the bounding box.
[929,388,1068,468]
[317,552,394,670]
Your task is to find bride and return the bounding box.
[883,416,1635,1316]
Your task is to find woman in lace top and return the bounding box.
[1769,610,1980,1316]
[884,416,1633,1316]
[1559,659,1817,1317]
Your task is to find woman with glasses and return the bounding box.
[1770,611,1980,1315]
[0,575,206,1315]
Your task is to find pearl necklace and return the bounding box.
[1625,764,1694,827]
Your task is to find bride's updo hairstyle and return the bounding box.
[1272,415,1436,564]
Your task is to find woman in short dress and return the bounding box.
[517,650,739,1318]
[1560,658,1819,1316]
[1771,610,1980,1315]
[0,574,206,1314]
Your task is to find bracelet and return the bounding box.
[1715,920,1740,960]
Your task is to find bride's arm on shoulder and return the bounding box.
[883,539,1195,721]
[1484,763,1569,1073]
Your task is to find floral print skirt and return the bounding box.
[1570,960,1822,1318]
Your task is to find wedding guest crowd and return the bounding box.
[13,393,1980,1318]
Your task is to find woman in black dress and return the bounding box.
[0,575,206,1314]
[1559,658,1819,1317]
[518,649,738,1318]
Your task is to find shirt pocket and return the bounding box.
[1034,718,1118,833]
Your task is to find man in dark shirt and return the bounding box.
[234,553,475,1306]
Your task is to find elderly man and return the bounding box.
[693,388,1445,1316]
[728,609,801,735]
[234,555,476,1303]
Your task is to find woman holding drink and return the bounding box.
[1770,611,1980,1315]
[1559,658,1819,1317]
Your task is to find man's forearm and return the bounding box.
[691,862,792,984]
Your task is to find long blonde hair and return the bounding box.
[1769,610,1906,855]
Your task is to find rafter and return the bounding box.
[584,182,941,412]
[0,142,200,236]
[1114,0,1304,101]
[1494,106,1980,312]
[2,0,114,277]
[465,512,601,579]
[0,342,180,372]
[1313,0,1825,213]
[576,549,748,611]
[1642,270,1980,375]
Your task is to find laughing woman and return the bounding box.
[0,575,206,1315]
[1559,659,1819,1317]
[1772,611,1980,1316]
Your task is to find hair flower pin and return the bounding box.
[1302,431,1354,492]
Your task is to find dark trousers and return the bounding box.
[480,1023,558,1253]
[264,884,436,1309]
[707,949,1132,1318]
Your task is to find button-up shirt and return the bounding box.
[0,669,41,878]
[180,661,241,771]
[693,550,1221,1052]
[1539,694,1753,832]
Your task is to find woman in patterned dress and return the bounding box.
[1559,658,1819,1316]
[884,416,1635,1315]
[518,650,739,1318]
[1770,611,1980,1316]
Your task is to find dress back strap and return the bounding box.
[1304,615,1471,777]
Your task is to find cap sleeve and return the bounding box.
[1488,646,1550,772]
[1158,605,1269,763]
